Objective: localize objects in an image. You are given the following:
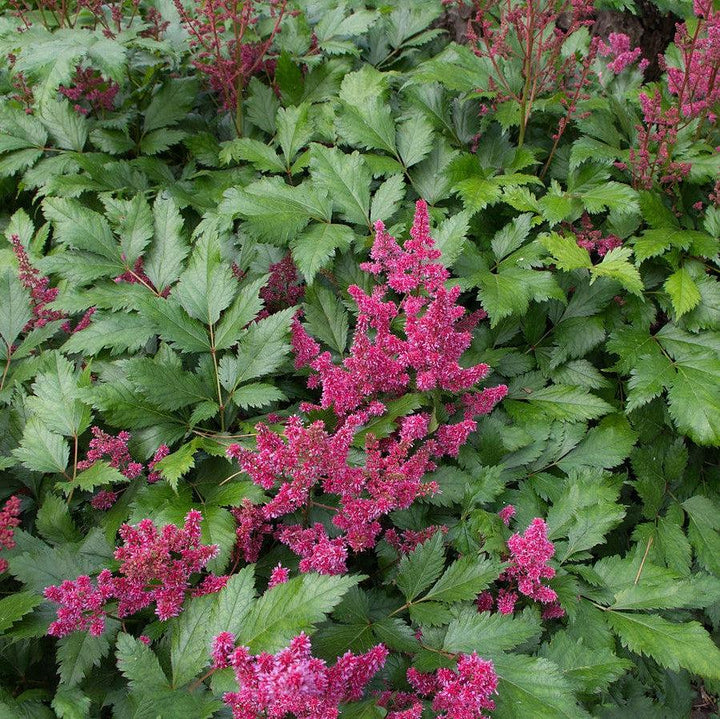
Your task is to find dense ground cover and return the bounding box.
[0,0,719,716]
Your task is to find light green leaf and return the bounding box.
[664,267,701,318]
[219,137,285,173]
[237,574,359,653]
[143,78,198,133]
[39,99,88,152]
[291,223,354,284]
[52,687,91,719]
[607,611,720,679]
[370,174,405,223]
[541,231,592,271]
[0,591,43,633]
[27,352,90,437]
[276,103,314,165]
[231,382,286,410]
[0,268,32,350]
[139,296,211,353]
[397,114,434,168]
[14,417,69,474]
[590,247,643,295]
[443,608,542,654]
[214,276,266,351]
[424,557,498,603]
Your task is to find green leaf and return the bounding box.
[291,223,355,284]
[0,591,42,634]
[143,78,198,133]
[370,174,406,223]
[493,653,590,719]
[102,194,154,266]
[174,234,236,325]
[0,268,32,352]
[232,382,286,410]
[214,276,266,351]
[127,357,210,411]
[424,557,498,603]
[237,574,359,652]
[39,98,88,152]
[541,232,592,271]
[73,461,128,493]
[52,687,91,719]
[492,214,533,261]
[13,417,69,474]
[36,493,79,544]
[221,177,331,244]
[43,197,121,262]
[154,442,199,490]
[219,308,294,391]
[59,630,111,687]
[682,495,720,575]
[139,296,211,353]
[303,285,349,354]
[310,144,371,227]
[26,352,90,437]
[396,532,445,602]
[443,608,541,654]
[276,103,314,165]
[219,137,285,173]
[397,114,434,168]
[590,247,643,296]
[144,194,188,292]
[664,267,701,318]
[509,385,613,422]
[606,611,720,679]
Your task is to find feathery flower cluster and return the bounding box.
[572,214,623,257]
[173,0,288,114]
[385,526,448,555]
[211,631,388,719]
[61,306,96,335]
[10,234,65,331]
[45,510,221,636]
[406,653,498,719]
[498,504,516,526]
[598,33,647,74]
[666,0,720,122]
[77,427,144,480]
[59,66,119,115]
[267,563,289,587]
[479,518,563,618]
[258,253,305,318]
[0,496,21,573]
[147,444,170,484]
[229,201,507,573]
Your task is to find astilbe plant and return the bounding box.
[173,0,288,132]
[44,510,223,636]
[227,200,508,574]
[618,0,720,190]
[452,0,596,147]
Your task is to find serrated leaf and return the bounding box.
[303,285,349,354]
[310,144,371,227]
[14,417,69,474]
[606,611,720,679]
[444,608,541,654]
[144,194,188,292]
[424,557,498,603]
[682,495,720,575]
[0,268,32,355]
[0,591,42,633]
[396,532,445,602]
[139,296,211,353]
[493,653,590,719]
[219,308,294,391]
[219,137,285,172]
[27,352,90,437]
[276,103,314,165]
[511,385,613,422]
[231,382,286,409]
[103,194,153,266]
[237,574,359,652]
[174,234,236,325]
[214,276,266,351]
[664,267,701,318]
[73,461,130,493]
[52,687,91,719]
[143,78,198,133]
[397,114,434,168]
[590,247,643,295]
[59,630,111,687]
[291,223,354,284]
[221,177,331,244]
[370,174,405,223]
[541,231,592,271]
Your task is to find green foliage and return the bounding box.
[1,0,719,715]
